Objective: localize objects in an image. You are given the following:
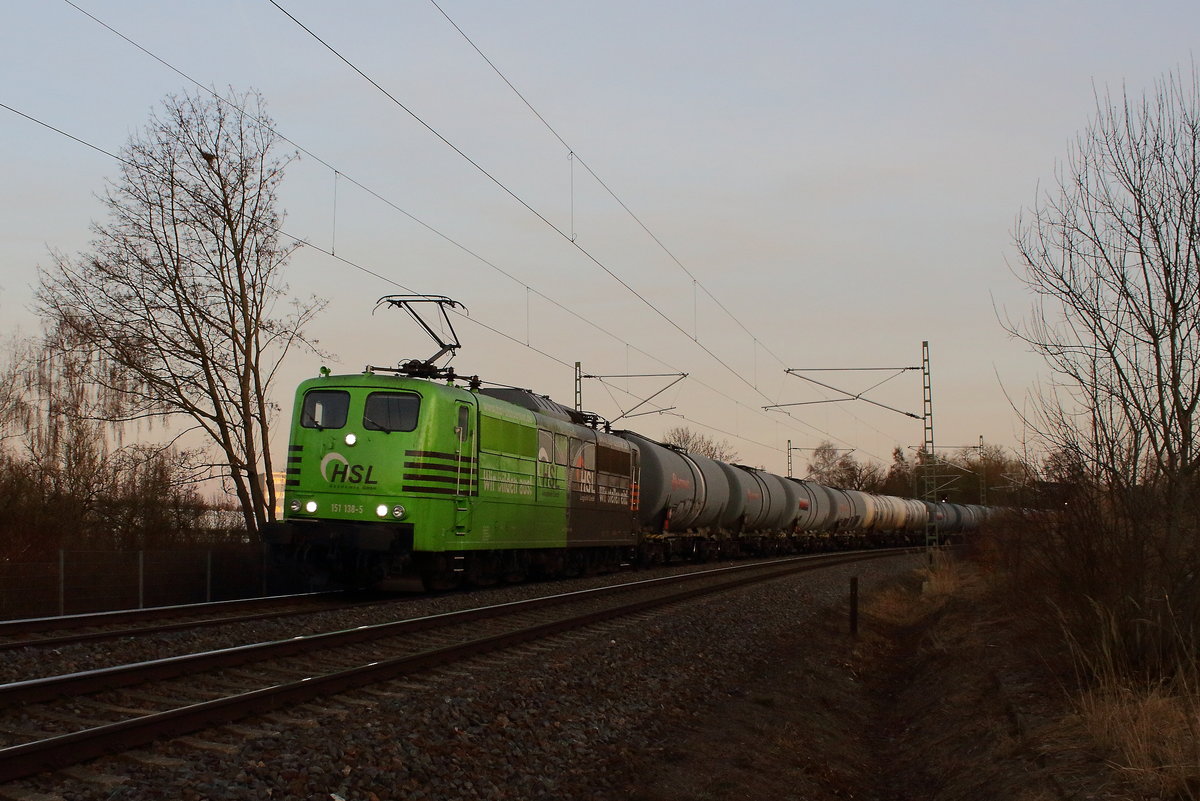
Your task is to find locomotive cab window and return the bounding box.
[363,392,420,433]
[457,405,470,441]
[301,390,350,430]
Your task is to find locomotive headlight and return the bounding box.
[375,504,389,518]
[289,499,301,512]
[392,504,406,519]
[304,500,318,513]
[345,433,357,446]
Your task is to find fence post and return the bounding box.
[138,550,145,609]
[58,549,65,617]
[206,550,213,603]
[849,576,859,636]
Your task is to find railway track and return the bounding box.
[0,548,909,785]
[0,592,385,652]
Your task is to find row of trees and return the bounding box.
[803,441,1030,506]
[0,334,237,561]
[0,88,323,561]
[1,88,321,559]
[12,63,1200,695]
[660,426,1033,508]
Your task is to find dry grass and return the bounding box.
[1074,677,1200,798]
[920,549,969,597]
[640,542,1200,801]
[861,549,967,628]
[976,518,1200,800]
[862,583,922,625]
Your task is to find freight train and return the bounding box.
[262,363,987,590]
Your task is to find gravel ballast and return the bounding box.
[5,553,923,801]
[0,557,888,684]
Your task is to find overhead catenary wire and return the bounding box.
[1,95,858,457]
[56,1,697,383]
[68,0,895,454]
[29,1,901,461]
[49,7,678,380]
[426,0,792,369]
[264,0,900,458]
[423,0,915,448]
[265,1,880,451]
[0,99,552,364]
[267,1,788,407]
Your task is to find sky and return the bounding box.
[2,0,1197,479]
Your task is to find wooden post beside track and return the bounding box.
[849,576,859,636]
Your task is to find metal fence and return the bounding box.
[0,545,292,620]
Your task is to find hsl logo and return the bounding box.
[320,452,380,485]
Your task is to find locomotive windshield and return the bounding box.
[363,392,420,433]
[301,390,350,430]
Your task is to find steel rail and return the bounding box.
[0,592,342,637]
[0,549,912,784]
[0,550,902,707]
[0,597,393,653]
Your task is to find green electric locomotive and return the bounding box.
[263,296,988,590]
[263,367,639,589]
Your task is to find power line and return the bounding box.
[267,0,791,411]
[2,96,861,458]
[55,3,677,373]
[37,1,895,461]
[426,0,793,370]
[60,0,720,392]
[422,0,909,455]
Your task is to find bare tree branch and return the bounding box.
[660,426,740,463]
[36,87,327,533]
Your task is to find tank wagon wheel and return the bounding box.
[636,542,663,569]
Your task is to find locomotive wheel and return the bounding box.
[416,553,462,592]
[465,551,501,587]
[637,542,665,568]
[501,549,531,583]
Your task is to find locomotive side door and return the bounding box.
[453,401,477,535]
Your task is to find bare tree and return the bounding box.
[805,440,884,490]
[0,335,25,447]
[0,333,206,559]
[1007,67,1200,676]
[37,88,325,534]
[879,446,914,497]
[661,426,739,462]
[1011,68,1200,507]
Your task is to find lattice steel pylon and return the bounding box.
[575,362,583,413]
[920,341,939,550]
